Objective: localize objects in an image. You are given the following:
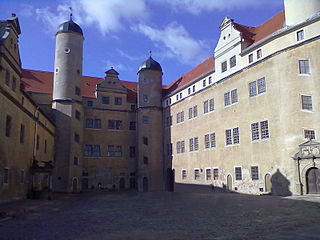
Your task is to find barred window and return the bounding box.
[209,98,214,111]
[258,77,266,94]
[177,141,181,154]
[129,121,136,130]
[181,111,184,122]
[213,169,219,180]
[231,89,238,104]
[224,92,230,106]
[210,133,216,148]
[86,119,93,128]
[304,129,315,140]
[235,167,242,180]
[189,138,194,152]
[221,61,227,73]
[204,100,208,113]
[93,145,100,157]
[102,96,109,104]
[205,134,210,149]
[206,169,211,180]
[189,107,193,119]
[251,122,260,141]
[301,95,312,110]
[226,129,232,145]
[181,141,185,153]
[299,60,309,74]
[194,169,200,180]
[193,106,198,117]
[230,55,236,68]
[233,127,239,144]
[84,145,93,157]
[115,97,122,105]
[182,170,187,179]
[94,119,101,129]
[249,81,257,97]
[261,121,269,139]
[251,166,259,180]
[194,137,199,151]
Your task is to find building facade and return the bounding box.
[1,0,320,201]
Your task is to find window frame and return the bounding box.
[235,166,242,181]
[301,95,312,111]
[299,60,310,74]
[251,166,259,180]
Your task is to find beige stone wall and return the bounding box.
[166,38,320,195]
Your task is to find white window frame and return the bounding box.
[194,168,200,180]
[298,59,310,75]
[182,169,187,180]
[303,128,316,140]
[234,166,242,181]
[205,168,212,181]
[301,94,313,112]
[213,168,219,181]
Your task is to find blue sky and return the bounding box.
[0,0,283,85]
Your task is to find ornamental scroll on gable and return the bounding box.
[293,139,320,160]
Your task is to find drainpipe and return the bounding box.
[297,157,303,195]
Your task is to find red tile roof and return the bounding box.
[21,69,138,101]
[233,10,285,44]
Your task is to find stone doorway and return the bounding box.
[72,178,78,192]
[265,173,272,193]
[143,177,148,192]
[119,178,125,189]
[306,167,320,194]
[227,174,232,191]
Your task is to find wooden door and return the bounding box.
[265,174,272,193]
[307,168,320,194]
[227,175,232,191]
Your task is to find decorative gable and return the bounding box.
[96,67,127,94]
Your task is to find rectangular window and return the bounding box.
[194,137,199,151]
[301,95,312,110]
[193,106,198,117]
[102,96,109,104]
[74,133,80,143]
[203,79,206,87]
[249,54,253,63]
[251,122,260,141]
[115,146,122,157]
[93,145,100,157]
[181,111,184,122]
[251,166,259,180]
[177,141,181,154]
[299,60,309,74]
[224,92,230,106]
[192,85,195,92]
[129,121,136,130]
[194,169,200,180]
[143,137,148,145]
[75,110,81,120]
[176,112,180,123]
[304,129,315,140]
[189,107,193,119]
[129,146,136,158]
[20,124,25,143]
[180,92,182,99]
[108,120,122,129]
[107,145,115,157]
[257,49,262,59]
[231,89,238,104]
[206,169,211,180]
[189,138,194,152]
[5,115,11,137]
[210,133,216,148]
[176,94,179,101]
[36,134,40,150]
[115,97,122,105]
[143,116,149,124]
[75,86,81,96]
[143,156,148,164]
[249,81,257,97]
[257,77,266,94]
[94,119,101,129]
[235,167,242,180]
[205,134,210,149]
[87,100,93,107]
[182,170,187,179]
[181,140,185,153]
[209,76,212,84]
[12,77,16,92]
[131,104,136,111]
[204,100,208,113]
[297,30,304,41]
[85,145,93,157]
[230,56,236,68]
[213,168,219,180]
[74,157,79,165]
[5,70,10,86]
[20,170,25,184]
[209,98,214,111]
[86,119,93,128]
[261,120,269,139]
[188,88,191,95]
[221,61,227,72]
[226,129,232,145]
[3,168,9,184]
[233,127,239,144]
[44,140,47,153]
[144,94,149,102]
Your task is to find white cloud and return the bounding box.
[104,59,134,73]
[156,0,282,15]
[35,0,147,34]
[116,49,140,62]
[132,22,209,66]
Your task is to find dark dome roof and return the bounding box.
[57,19,83,35]
[138,56,162,73]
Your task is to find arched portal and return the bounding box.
[143,177,148,192]
[265,173,272,193]
[227,174,232,191]
[306,167,320,194]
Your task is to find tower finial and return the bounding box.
[148,50,152,58]
[69,7,73,20]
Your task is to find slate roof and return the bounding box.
[57,19,83,35]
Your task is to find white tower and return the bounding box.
[284,0,320,26]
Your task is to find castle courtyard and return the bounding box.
[0,189,319,240]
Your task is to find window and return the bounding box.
[205,134,210,149]
[129,146,136,158]
[206,169,211,180]
[143,116,149,124]
[94,119,101,129]
[226,127,239,145]
[92,145,100,157]
[3,168,9,184]
[180,93,182,99]
[5,115,11,137]
[299,60,309,74]
[166,116,172,127]
[176,94,179,101]
[210,133,216,148]
[189,108,193,119]
[5,70,10,86]
[249,81,257,97]
[74,133,80,143]
[85,145,93,157]
[129,121,136,130]
[251,166,259,180]
[257,78,266,94]
[143,94,148,102]
[221,61,227,72]
[176,111,184,123]
[143,137,148,145]
[251,122,260,141]
[189,138,194,152]
[204,100,208,113]
[12,77,16,92]
[224,92,230,106]
[107,145,122,157]
[226,129,232,145]
[181,141,185,153]
[233,127,239,144]
[301,95,312,110]
[213,169,219,180]
[86,119,93,128]
[203,79,206,87]
[231,89,238,104]
[177,141,181,154]
[209,98,214,111]
[304,129,315,140]
[188,88,191,95]
[20,170,25,184]
[75,110,81,120]
[75,86,81,96]
[192,85,195,92]
[235,167,242,180]
[251,121,269,141]
[260,120,269,139]
[115,146,122,157]
[102,96,109,104]
[249,54,253,63]
[20,124,25,144]
[194,169,200,180]
[143,156,148,164]
[36,134,40,150]
[87,100,93,107]
[249,77,266,97]
[182,170,187,179]
[115,97,122,105]
[230,56,236,68]
[74,157,79,165]
[131,104,136,111]
[297,30,304,41]
[209,76,212,84]
[108,120,122,130]
[257,49,262,59]
[193,106,198,117]
[44,140,47,153]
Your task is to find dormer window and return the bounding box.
[249,54,253,63]
[297,30,304,41]
[230,56,236,68]
[221,61,227,73]
[257,49,262,59]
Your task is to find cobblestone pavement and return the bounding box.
[0,191,319,240]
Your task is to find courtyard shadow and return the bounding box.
[271,169,292,196]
